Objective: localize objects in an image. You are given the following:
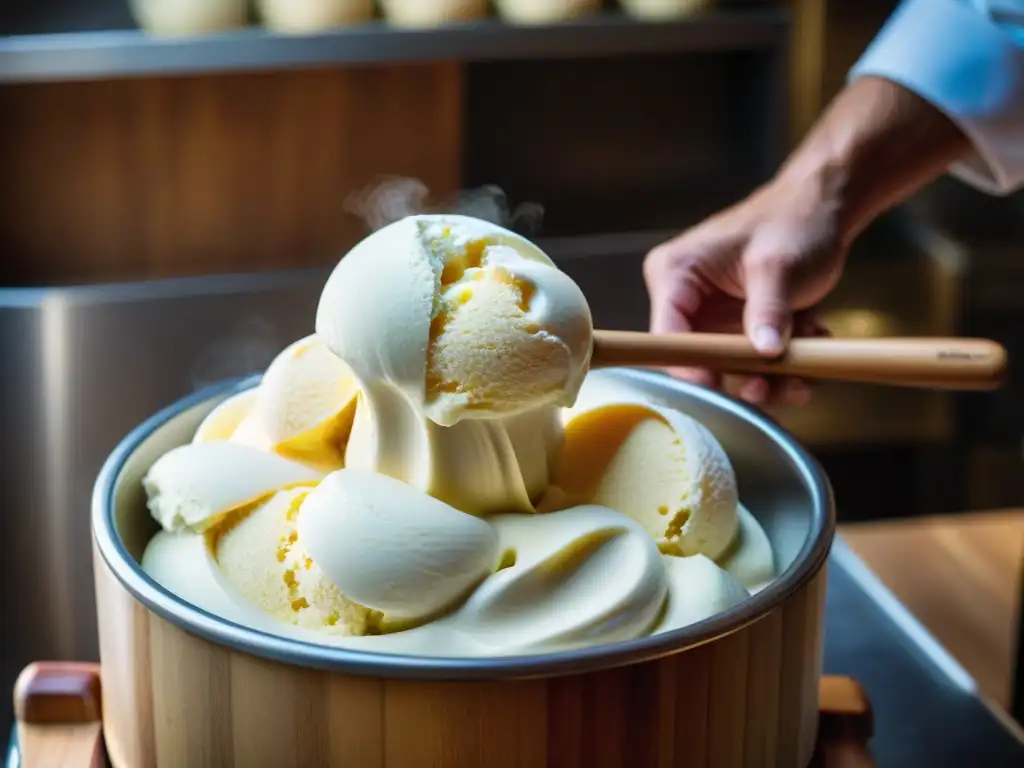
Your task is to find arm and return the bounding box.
[776,77,971,244]
[851,0,1024,198]
[778,0,1024,244]
[643,0,1024,405]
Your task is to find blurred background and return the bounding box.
[1,0,1022,728]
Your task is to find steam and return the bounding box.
[345,176,545,236]
[189,316,281,392]
[187,181,544,391]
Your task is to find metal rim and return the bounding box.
[92,370,835,681]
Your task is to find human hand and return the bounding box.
[643,171,849,407]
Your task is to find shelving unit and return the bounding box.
[0,5,792,290]
[0,9,789,83]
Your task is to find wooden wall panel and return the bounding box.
[786,0,826,145]
[785,0,904,146]
[0,64,463,285]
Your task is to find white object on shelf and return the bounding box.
[257,0,375,32]
[495,0,602,24]
[620,0,713,21]
[128,0,248,35]
[380,0,489,27]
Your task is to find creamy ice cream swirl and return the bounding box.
[315,215,591,516]
[140,215,776,656]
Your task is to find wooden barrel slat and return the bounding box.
[94,547,827,768]
[743,608,785,767]
[670,641,711,768]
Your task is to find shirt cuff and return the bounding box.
[850,0,1024,196]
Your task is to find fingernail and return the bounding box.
[753,326,782,354]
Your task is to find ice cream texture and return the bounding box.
[141,214,776,657]
[545,402,740,561]
[315,214,592,426]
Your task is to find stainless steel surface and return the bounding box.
[0,10,789,84]
[10,541,1024,764]
[826,539,1024,764]
[0,271,327,727]
[92,367,834,679]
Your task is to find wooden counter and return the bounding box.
[840,510,1024,710]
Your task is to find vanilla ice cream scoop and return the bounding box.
[142,530,265,626]
[547,402,740,560]
[257,0,374,32]
[193,389,259,444]
[316,214,593,426]
[425,243,592,424]
[720,506,776,594]
[381,0,488,26]
[654,554,750,633]
[620,0,710,21]
[140,215,779,659]
[143,442,322,532]
[298,469,499,623]
[212,487,373,635]
[495,0,600,24]
[228,334,361,470]
[443,505,667,653]
[314,214,589,515]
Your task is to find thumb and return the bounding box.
[743,256,793,357]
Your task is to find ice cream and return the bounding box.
[129,0,248,35]
[316,215,590,516]
[380,0,489,27]
[620,0,712,21]
[494,0,601,24]
[655,554,750,632]
[230,334,361,470]
[257,0,375,32]
[212,488,374,635]
[143,442,321,533]
[544,402,739,560]
[315,215,592,426]
[140,213,777,658]
[299,469,499,625]
[449,505,667,652]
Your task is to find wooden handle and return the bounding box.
[14,662,106,768]
[592,331,1008,391]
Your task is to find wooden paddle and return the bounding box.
[591,332,1008,391]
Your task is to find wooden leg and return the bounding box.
[1011,549,1024,725]
[815,676,875,767]
[14,662,106,768]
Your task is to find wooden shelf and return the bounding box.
[0,9,789,84]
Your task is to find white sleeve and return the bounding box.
[849,0,1024,195]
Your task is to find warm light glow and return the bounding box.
[821,308,891,338]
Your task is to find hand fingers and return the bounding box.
[734,376,812,407]
[649,295,720,388]
[732,311,827,406]
[676,306,827,340]
[645,253,721,388]
[645,252,704,335]
[742,255,793,356]
[671,366,722,390]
